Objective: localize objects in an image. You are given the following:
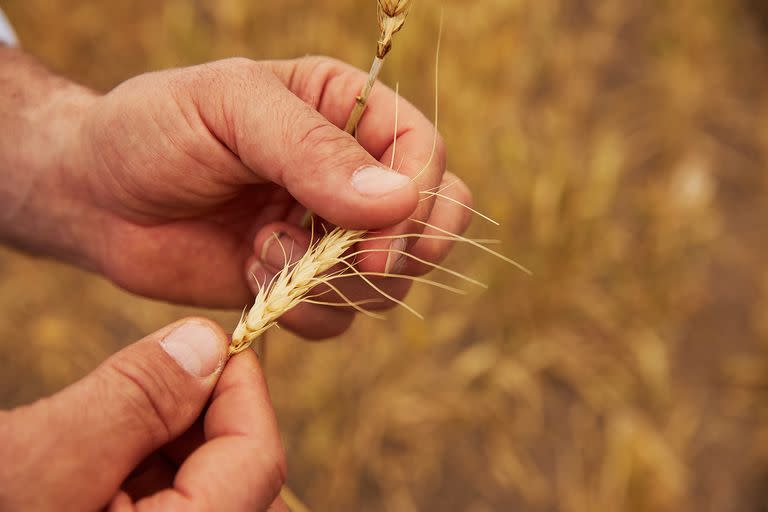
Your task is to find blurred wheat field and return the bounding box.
[3,0,768,510]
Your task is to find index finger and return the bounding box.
[138,351,286,512]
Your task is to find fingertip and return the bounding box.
[172,349,285,511]
[159,318,229,379]
[350,165,412,197]
[346,166,420,228]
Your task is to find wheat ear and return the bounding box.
[231,226,367,354]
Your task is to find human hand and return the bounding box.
[2,52,473,338]
[0,318,287,512]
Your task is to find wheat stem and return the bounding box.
[344,0,412,136]
[344,56,385,135]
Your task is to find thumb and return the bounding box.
[191,58,419,229]
[18,317,228,510]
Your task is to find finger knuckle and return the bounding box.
[302,55,345,74]
[296,118,347,150]
[104,357,183,446]
[284,56,351,106]
[297,56,356,86]
[284,118,358,189]
[221,57,264,79]
[188,58,266,94]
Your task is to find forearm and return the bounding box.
[0,46,102,269]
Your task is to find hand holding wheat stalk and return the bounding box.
[230,0,528,355]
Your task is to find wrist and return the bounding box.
[0,47,105,270]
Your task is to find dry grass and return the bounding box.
[2,0,768,510]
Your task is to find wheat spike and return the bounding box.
[231,228,366,355]
[377,0,413,59]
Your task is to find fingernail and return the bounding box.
[161,321,224,377]
[385,238,408,274]
[247,260,273,293]
[260,232,298,269]
[351,165,410,197]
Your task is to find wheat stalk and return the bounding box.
[230,0,415,355]
[344,0,413,135]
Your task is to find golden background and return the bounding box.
[3,0,768,510]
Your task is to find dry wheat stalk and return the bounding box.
[344,0,413,134]
[230,0,415,355]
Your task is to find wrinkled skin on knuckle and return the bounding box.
[307,56,358,88]
[175,58,267,118]
[282,115,357,191]
[83,70,227,217]
[200,57,266,86]
[295,55,342,80]
[102,357,183,447]
[304,55,346,72]
[177,58,268,151]
[295,117,348,150]
[286,56,353,103]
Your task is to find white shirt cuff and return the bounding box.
[0,8,19,47]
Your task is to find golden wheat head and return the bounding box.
[377,0,413,58]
